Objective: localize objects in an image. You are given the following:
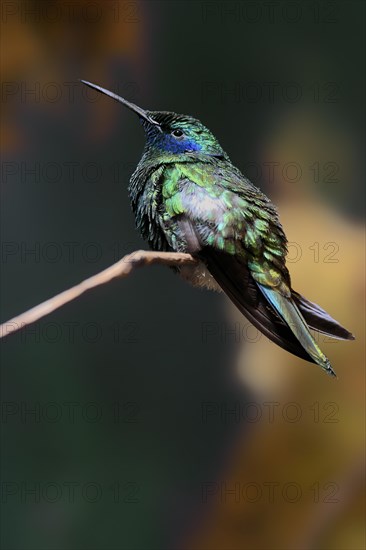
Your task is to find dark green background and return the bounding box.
[1,1,364,549]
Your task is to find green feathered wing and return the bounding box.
[158,161,354,376]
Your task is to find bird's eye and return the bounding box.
[171,129,184,138]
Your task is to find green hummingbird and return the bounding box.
[81,80,354,377]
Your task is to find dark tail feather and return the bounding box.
[199,247,352,376]
[258,284,336,376]
[200,248,317,365]
[292,291,355,341]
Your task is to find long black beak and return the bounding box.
[80,80,161,130]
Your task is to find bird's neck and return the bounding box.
[139,148,230,168]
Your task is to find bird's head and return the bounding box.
[139,111,227,158]
[81,80,227,159]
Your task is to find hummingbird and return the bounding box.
[81,80,354,377]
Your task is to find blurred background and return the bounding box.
[1,1,365,549]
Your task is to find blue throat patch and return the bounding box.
[156,134,202,154]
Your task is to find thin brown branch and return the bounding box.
[0,250,196,339]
